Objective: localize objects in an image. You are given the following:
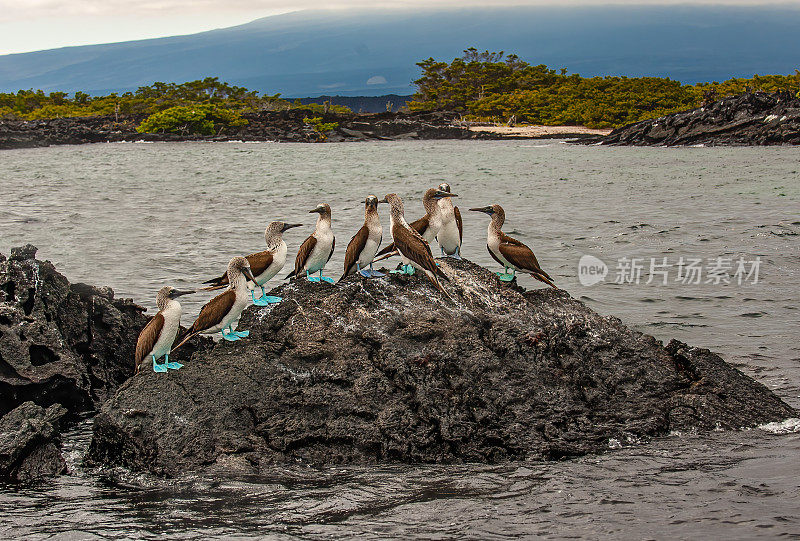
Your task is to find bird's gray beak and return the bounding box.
[433,189,456,199]
[469,206,493,214]
[243,267,256,282]
[282,223,302,231]
[170,289,195,298]
[309,208,322,214]
[378,197,388,204]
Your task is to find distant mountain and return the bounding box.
[1,6,799,97]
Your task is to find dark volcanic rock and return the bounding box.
[0,110,496,150]
[87,259,795,475]
[0,245,146,417]
[0,401,67,482]
[588,91,800,146]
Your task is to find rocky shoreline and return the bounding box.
[0,110,508,150]
[1,246,795,481]
[584,91,800,146]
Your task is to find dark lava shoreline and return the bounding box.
[0,110,508,150]
[583,91,800,146]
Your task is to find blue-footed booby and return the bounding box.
[379,193,450,295]
[287,203,336,283]
[374,187,456,261]
[203,221,301,305]
[470,204,557,288]
[135,286,195,374]
[176,256,256,348]
[341,195,384,280]
[436,182,463,259]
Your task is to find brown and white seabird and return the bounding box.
[436,182,463,259]
[340,195,384,280]
[203,221,301,305]
[470,204,557,288]
[374,187,456,261]
[175,256,256,348]
[287,203,336,283]
[379,193,450,294]
[135,286,195,373]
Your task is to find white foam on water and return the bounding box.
[758,417,800,434]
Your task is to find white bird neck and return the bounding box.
[315,213,332,233]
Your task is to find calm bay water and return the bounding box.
[1,140,798,539]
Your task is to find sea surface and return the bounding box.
[1,140,798,539]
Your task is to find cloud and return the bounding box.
[366,75,388,85]
[1,0,796,22]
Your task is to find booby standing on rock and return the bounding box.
[470,204,558,288]
[287,203,336,284]
[374,187,456,261]
[341,195,384,280]
[135,286,195,374]
[380,193,450,294]
[176,256,256,348]
[436,182,463,259]
[203,221,301,306]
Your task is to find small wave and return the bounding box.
[758,418,800,434]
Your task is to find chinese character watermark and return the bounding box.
[578,255,760,286]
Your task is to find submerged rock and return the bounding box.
[87,259,795,475]
[0,401,67,482]
[586,91,800,146]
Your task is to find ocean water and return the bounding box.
[1,140,798,539]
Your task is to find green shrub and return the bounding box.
[303,116,339,140]
[137,104,247,135]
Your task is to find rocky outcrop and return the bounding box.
[87,259,795,476]
[0,245,211,418]
[0,110,495,150]
[0,401,67,482]
[588,91,800,146]
[0,245,150,418]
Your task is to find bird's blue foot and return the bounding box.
[233,329,250,338]
[359,268,372,277]
[152,356,168,373]
[320,276,335,284]
[497,272,516,282]
[221,330,240,342]
[307,276,321,282]
[255,295,282,305]
[449,252,463,260]
[391,264,415,275]
[368,269,386,278]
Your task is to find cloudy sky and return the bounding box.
[0,0,793,56]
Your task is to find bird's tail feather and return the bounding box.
[533,273,558,289]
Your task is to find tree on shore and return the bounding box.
[407,49,800,128]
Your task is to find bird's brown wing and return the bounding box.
[288,235,317,278]
[498,236,556,286]
[202,271,228,288]
[376,215,428,257]
[343,225,368,277]
[190,289,236,334]
[454,206,463,243]
[175,289,236,350]
[393,223,448,290]
[135,312,164,368]
[248,251,274,279]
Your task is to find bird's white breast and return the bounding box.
[150,301,182,359]
[256,241,287,284]
[306,226,334,273]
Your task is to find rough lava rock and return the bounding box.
[0,401,67,482]
[0,245,153,418]
[585,91,800,146]
[87,259,795,476]
[0,110,501,150]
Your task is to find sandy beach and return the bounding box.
[468,124,613,138]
